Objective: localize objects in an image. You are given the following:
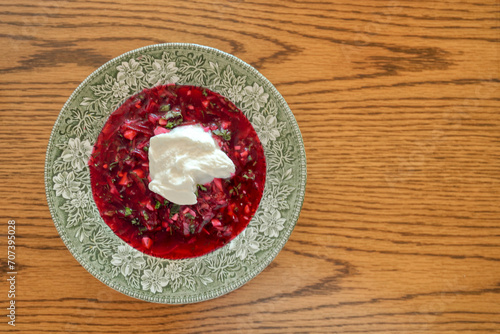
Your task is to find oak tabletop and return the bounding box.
[1,0,499,333]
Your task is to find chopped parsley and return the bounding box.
[166,118,183,129]
[162,110,184,129]
[124,207,132,216]
[137,226,147,235]
[109,161,119,170]
[212,128,231,141]
[160,104,171,111]
[189,223,196,234]
[163,110,182,120]
[170,204,180,218]
[243,171,255,180]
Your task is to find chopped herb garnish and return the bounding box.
[143,146,149,152]
[160,104,171,111]
[163,110,182,120]
[198,184,207,191]
[243,172,255,180]
[186,213,195,220]
[189,223,196,234]
[165,116,183,129]
[143,211,149,220]
[212,128,231,141]
[137,226,147,235]
[131,218,140,225]
[155,200,161,209]
[124,207,133,216]
[170,204,180,218]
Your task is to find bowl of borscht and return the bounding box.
[45,44,306,303]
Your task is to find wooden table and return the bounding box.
[1,0,499,333]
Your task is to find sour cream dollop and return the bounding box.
[148,124,235,205]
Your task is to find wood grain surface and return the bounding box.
[1,0,499,333]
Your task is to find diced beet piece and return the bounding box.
[211,218,222,228]
[127,122,153,136]
[154,126,169,135]
[132,168,145,178]
[118,173,129,186]
[141,236,153,249]
[148,113,160,123]
[129,171,147,194]
[123,129,137,140]
[213,178,223,192]
[131,148,148,161]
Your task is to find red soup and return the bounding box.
[88,85,266,259]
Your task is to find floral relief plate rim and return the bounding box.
[45,43,306,304]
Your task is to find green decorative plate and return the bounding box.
[45,44,306,304]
